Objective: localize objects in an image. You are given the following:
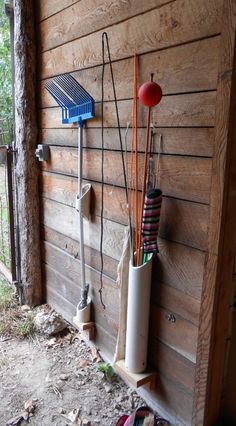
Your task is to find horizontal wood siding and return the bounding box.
[40,127,215,156]
[39,36,220,107]
[39,0,223,79]
[37,0,225,423]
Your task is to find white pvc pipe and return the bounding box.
[76,297,91,322]
[125,254,153,373]
[78,125,86,291]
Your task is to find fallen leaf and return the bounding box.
[24,398,36,413]
[44,337,57,347]
[59,373,70,381]
[67,408,80,422]
[77,358,91,368]
[45,373,52,382]
[90,347,101,362]
[61,408,80,423]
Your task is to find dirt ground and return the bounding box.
[0,329,150,426]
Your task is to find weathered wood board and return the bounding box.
[40,93,216,129]
[42,222,205,301]
[44,262,119,337]
[39,0,171,52]
[41,172,209,249]
[42,197,126,261]
[39,36,220,106]
[42,147,212,203]
[39,127,214,157]
[152,282,200,326]
[45,281,117,357]
[149,340,195,392]
[140,373,194,425]
[39,0,223,79]
[36,0,79,22]
[150,305,198,363]
[42,225,118,280]
[36,0,236,424]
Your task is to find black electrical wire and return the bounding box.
[99,33,106,309]
[99,32,129,309]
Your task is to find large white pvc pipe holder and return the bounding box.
[125,254,153,373]
[76,297,92,323]
[75,183,92,221]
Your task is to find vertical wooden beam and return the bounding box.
[14,0,41,305]
[193,1,236,424]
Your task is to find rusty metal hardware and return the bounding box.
[166,313,176,323]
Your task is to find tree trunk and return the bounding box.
[14,0,41,305]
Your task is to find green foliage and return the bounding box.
[0,276,14,309]
[0,0,12,121]
[17,317,35,337]
[97,362,114,381]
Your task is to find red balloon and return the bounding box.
[138,81,162,107]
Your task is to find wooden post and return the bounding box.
[193,1,236,424]
[14,0,41,305]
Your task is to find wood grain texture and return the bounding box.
[221,312,236,423]
[157,239,205,300]
[43,240,117,295]
[36,0,79,22]
[41,223,204,302]
[39,0,223,79]
[44,283,117,357]
[40,175,208,250]
[150,305,198,362]
[43,260,119,336]
[39,0,171,52]
[39,127,214,157]
[42,147,212,204]
[140,373,194,425]
[36,0,229,423]
[159,197,208,250]
[41,172,209,249]
[193,1,236,424]
[39,36,220,107]
[42,225,118,280]
[42,197,126,261]
[152,281,200,326]
[14,0,41,306]
[149,340,195,392]
[40,93,216,129]
[0,260,12,283]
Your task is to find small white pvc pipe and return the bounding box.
[76,297,91,322]
[78,125,86,291]
[76,183,91,221]
[125,254,153,373]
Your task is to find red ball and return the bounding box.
[138,81,162,107]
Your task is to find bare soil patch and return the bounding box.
[4,332,149,425]
[0,278,169,426]
[0,328,147,425]
[0,278,146,426]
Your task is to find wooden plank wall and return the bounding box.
[36,0,224,424]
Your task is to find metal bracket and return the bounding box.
[35,144,50,162]
[4,1,13,18]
